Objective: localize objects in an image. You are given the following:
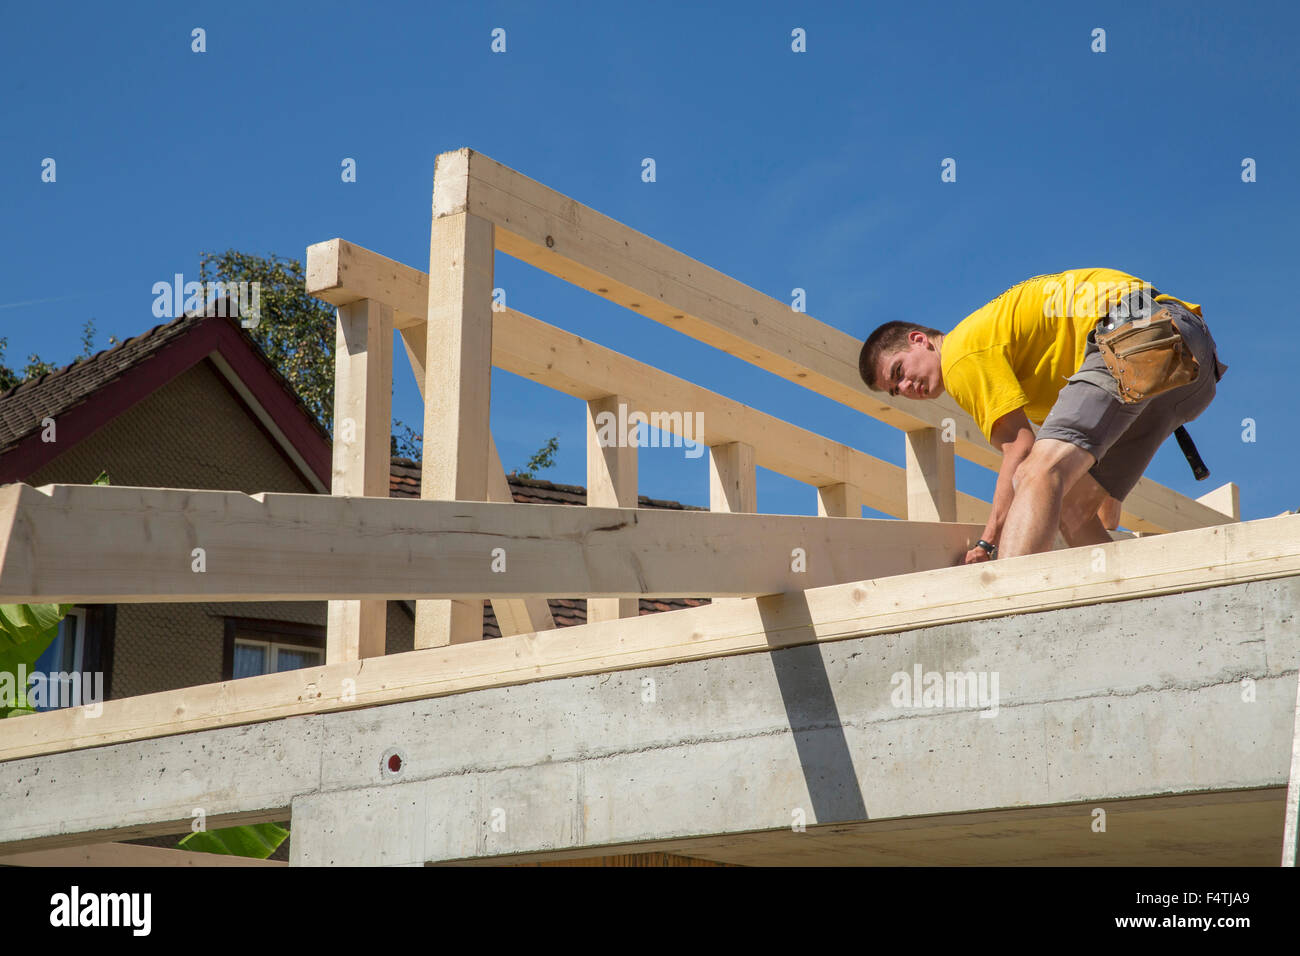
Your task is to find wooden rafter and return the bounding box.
[305,235,1231,534]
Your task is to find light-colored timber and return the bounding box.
[1,512,1293,764]
[416,205,496,646]
[486,435,557,635]
[586,394,639,622]
[1198,481,1242,521]
[305,235,1228,533]
[326,298,392,662]
[0,482,980,604]
[905,427,957,523]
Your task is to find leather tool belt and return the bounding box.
[1094,292,1199,404]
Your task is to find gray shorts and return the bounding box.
[1036,298,1226,500]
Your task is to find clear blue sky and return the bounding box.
[3,1,1296,521]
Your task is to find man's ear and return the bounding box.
[907,329,928,347]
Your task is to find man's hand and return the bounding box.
[963,546,993,565]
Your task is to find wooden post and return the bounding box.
[586,395,639,623]
[414,207,495,648]
[817,483,863,518]
[305,237,1237,535]
[397,318,554,636]
[326,298,392,663]
[487,436,556,635]
[1197,482,1241,521]
[904,428,956,522]
[710,441,756,605]
[709,441,757,515]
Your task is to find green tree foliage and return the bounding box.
[0,340,17,393]
[0,603,72,717]
[199,250,337,433]
[0,319,116,392]
[177,822,290,859]
[0,472,107,717]
[391,419,422,460]
[511,436,560,479]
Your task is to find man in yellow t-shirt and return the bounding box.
[858,269,1226,562]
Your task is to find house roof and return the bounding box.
[0,308,712,634]
[0,317,196,451]
[390,456,713,636]
[0,311,333,488]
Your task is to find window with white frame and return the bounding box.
[223,618,326,681]
[232,637,325,678]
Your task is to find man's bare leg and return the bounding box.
[1000,439,1098,557]
[1097,495,1122,531]
[1059,471,1112,548]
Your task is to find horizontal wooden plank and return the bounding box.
[3,511,1295,763]
[455,151,1239,535]
[306,238,428,330]
[494,308,990,522]
[1123,476,1236,535]
[0,483,981,604]
[440,149,994,460]
[305,228,1229,533]
[303,239,990,520]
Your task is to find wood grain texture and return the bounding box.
[2,507,1294,763]
[0,483,981,603]
[304,233,1226,533]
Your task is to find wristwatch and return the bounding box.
[976,539,998,558]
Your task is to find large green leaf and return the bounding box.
[0,604,72,656]
[177,823,290,859]
[0,604,72,717]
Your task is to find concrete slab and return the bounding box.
[3,577,1297,865]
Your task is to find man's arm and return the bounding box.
[963,406,1036,564]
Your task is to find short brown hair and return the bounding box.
[858,322,943,391]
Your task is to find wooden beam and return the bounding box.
[391,321,555,637]
[304,236,1222,533]
[416,201,496,647]
[0,483,981,604]
[1124,477,1236,535]
[0,842,286,867]
[709,441,756,607]
[4,511,1296,763]
[307,238,428,330]
[497,309,992,522]
[487,436,556,635]
[904,428,957,523]
[327,299,392,663]
[709,442,757,515]
[1197,482,1241,522]
[586,395,639,622]
[438,149,992,459]
[495,307,920,516]
[398,323,427,395]
[817,483,862,519]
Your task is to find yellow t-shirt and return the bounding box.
[940,269,1201,441]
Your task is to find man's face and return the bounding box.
[877,334,944,399]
